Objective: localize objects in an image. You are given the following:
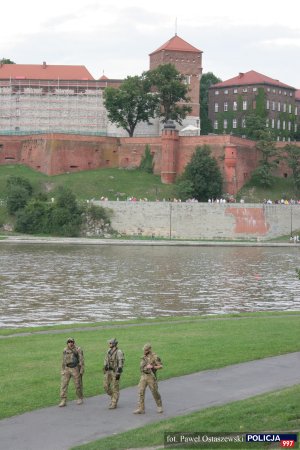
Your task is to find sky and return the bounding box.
[0,0,299,88]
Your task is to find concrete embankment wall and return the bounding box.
[94,201,300,240]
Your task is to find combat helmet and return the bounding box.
[108,338,118,346]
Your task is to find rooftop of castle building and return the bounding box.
[211,70,295,90]
[0,63,94,80]
[150,34,202,55]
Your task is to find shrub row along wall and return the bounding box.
[95,201,300,240]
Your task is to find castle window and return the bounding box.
[279,90,281,94]
[253,87,257,92]
[224,89,228,94]
[284,91,287,96]
[233,88,238,93]
[295,124,298,132]
[272,119,275,128]
[295,107,298,115]
[183,75,191,85]
[233,119,237,128]
[214,120,218,130]
[242,88,248,92]
[242,101,247,110]
[266,119,269,128]
[223,119,227,129]
[214,103,219,112]
[272,101,276,111]
[273,89,276,93]
[266,100,270,109]
[233,101,237,111]
[283,103,287,113]
[277,119,281,129]
[283,121,286,130]
[242,118,246,128]
[215,90,219,95]
[224,102,228,111]
[288,104,292,113]
[277,102,281,112]
[288,121,291,131]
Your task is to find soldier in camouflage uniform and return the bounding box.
[58,337,84,407]
[103,338,124,409]
[133,343,163,414]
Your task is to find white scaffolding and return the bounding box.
[0,79,108,135]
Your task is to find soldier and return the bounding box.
[58,337,84,407]
[103,338,124,409]
[133,343,163,414]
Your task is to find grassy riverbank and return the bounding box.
[72,384,300,450]
[1,312,300,420]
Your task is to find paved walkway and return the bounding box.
[0,235,295,247]
[1,352,300,450]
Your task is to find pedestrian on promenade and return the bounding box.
[133,343,163,414]
[103,338,125,409]
[59,337,84,407]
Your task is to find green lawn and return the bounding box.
[1,312,300,420]
[0,164,175,201]
[72,384,300,449]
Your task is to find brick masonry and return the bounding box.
[0,133,298,195]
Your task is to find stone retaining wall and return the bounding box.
[93,201,300,240]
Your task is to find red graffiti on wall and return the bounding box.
[225,207,270,234]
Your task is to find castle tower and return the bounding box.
[149,34,203,119]
[224,145,238,195]
[161,120,179,184]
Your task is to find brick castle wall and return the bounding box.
[0,133,298,194]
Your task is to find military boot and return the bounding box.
[133,407,145,414]
[58,399,67,407]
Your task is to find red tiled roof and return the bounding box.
[150,34,201,55]
[0,63,94,80]
[212,70,295,90]
[99,74,109,81]
[296,90,300,101]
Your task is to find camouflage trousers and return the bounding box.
[137,373,162,410]
[60,367,83,400]
[103,371,120,406]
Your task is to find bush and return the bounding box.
[6,185,31,215]
[85,204,111,223]
[139,145,153,173]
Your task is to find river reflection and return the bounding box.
[0,244,300,328]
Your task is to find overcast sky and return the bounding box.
[1,0,299,88]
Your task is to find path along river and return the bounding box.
[0,242,300,328]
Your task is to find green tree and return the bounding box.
[250,130,278,187]
[283,144,300,191]
[5,176,33,215]
[147,63,192,124]
[245,112,267,140]
[177,145,223,201]
[0,58,15,64]
[139,144,153,173]
[50,187,83,236]
[15,200,51,234]
[103,74,159,137]
[200,72,222,135]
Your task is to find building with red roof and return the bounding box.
[150,34,202,120]
[208,70,298,141]
[0,62,124,135]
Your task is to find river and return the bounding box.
[0,244,300,328]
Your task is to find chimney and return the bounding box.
[42,61,47,69]
[238,72,244,78]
